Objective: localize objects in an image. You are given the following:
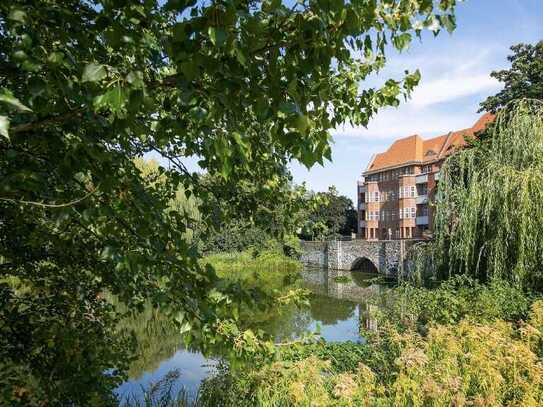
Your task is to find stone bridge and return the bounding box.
[300,239,420,277]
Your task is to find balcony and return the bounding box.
[359,220,366,228]
[357,184,367,193]
[416,216,429,225]
[416,174,428,184]
[416,195,428,205]
[358,202,366,210]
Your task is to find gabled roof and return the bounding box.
[365,113,494,173]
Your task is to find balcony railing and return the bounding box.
[416,174,428,184]
[358,202,366,210]
[416,216,429,225]
[416,195,428,205]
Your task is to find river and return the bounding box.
[115,266,388,402]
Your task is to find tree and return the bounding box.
[480,41,543,113]
[300,186,357,240]
[433,100,543,290]
[0,0,457,403]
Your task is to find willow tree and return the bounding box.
[0,0,458,403]
[434,100,543,290]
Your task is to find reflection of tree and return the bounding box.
[350,272,375,288]
[308,294,356,325]
[245,303,313,342]
[114,303,184,379]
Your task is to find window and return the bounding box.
[399,209,403,219]
[403,208,409,219]
[411,207,416,218]
[420,205,429,216]
[410,186,416,197]
[399,187,403,199]
[374,191,379,202]
[422,164,432,174]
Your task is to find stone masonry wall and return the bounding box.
[299,241,328,268]
[300,239,420,277]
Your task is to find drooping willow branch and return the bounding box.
[420,99,543,289]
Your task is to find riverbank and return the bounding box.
[117,248,543,406]
[197,277,543,406]
[117,251,382,405]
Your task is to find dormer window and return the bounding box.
[425,149,436,157]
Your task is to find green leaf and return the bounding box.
[0,116,9,140]
[0,88,32,112]
[439,14,456,34]
[82,63,107,83]
[392,33,412,51]
[8,9,27,23]
[126,71,144,88]
[208,27,227,47]
[294,114,311,134]
[93,85,126,113]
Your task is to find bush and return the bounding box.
[198,301,543,406]
[370,276,535,334]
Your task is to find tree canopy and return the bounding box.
[480,41,543,113]
[0,0,458,404]
[434,100,543,290]
[299,186,357,240]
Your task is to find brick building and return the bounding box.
[357,113,494,240]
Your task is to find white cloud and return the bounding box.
[332,107,479,140]
[410,74,500,108]
[333,42,503,141]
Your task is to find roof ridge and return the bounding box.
[437,131,453,158]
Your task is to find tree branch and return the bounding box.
[0,187,98,208]
[11,109,86,134]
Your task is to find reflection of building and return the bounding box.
[359,303,378,332]
[357,113,494,240]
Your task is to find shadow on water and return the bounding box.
[115,265,389,401]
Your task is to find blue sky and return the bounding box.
[291,0,543,202]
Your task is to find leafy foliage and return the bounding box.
[299,186,357,240]
[480,41,543,113]
[0,0,458,403]
[432,100,543,290]
[197,288,543,406]
[369,276,535,334]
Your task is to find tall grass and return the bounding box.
[195,297,543,406]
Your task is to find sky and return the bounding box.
[290,0,543,202]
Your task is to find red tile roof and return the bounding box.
[365,113,494,173]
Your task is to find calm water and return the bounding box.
[115,266,387,401]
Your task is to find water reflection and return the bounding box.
[115,266,387,400]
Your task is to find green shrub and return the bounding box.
[198,300,543,406]
[370,276,535,334]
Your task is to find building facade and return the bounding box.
[357,113,494,240]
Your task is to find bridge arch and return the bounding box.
[350,257,378,273]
